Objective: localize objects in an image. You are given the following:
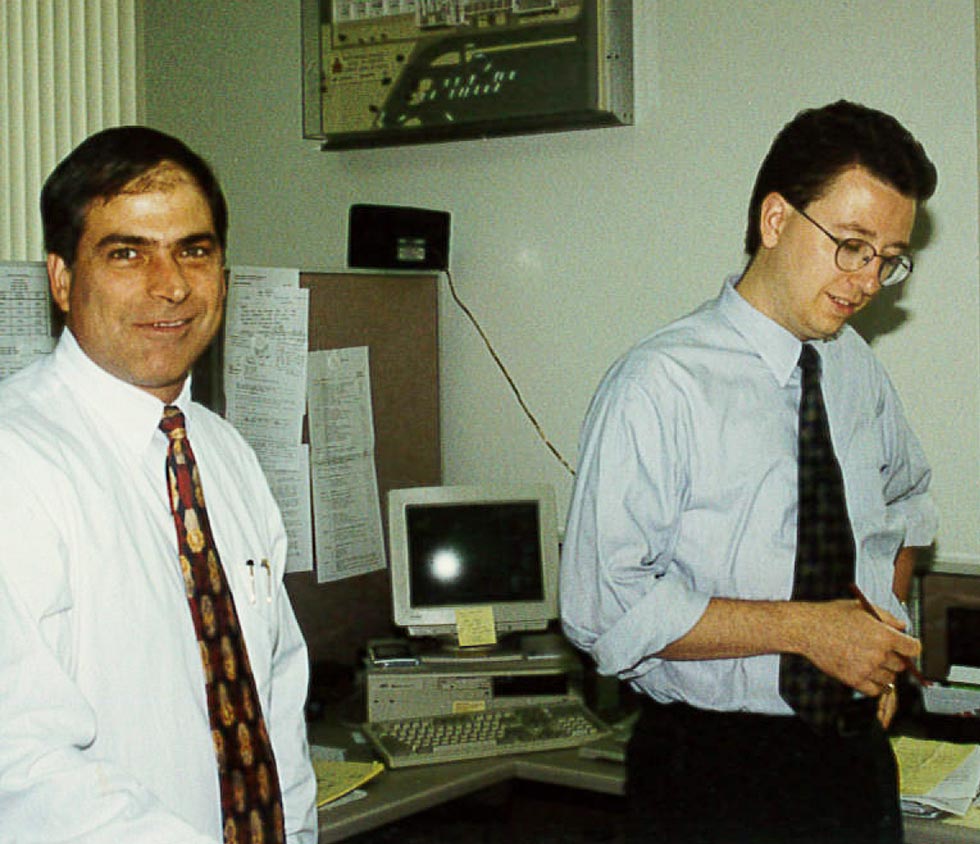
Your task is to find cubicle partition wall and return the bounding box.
[285,272,441,667]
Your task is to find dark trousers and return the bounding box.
[626,697,903,844]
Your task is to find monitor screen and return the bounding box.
[920,565,980,680]
[387,484,559,641]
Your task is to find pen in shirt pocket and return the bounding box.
[260,558,273,603]
[246,559,256,604]
[245,558,273,604]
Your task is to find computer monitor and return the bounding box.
[387,484,559,649]
[920,563,980,680]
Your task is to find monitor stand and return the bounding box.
[418,632,565,664]
[419,634,522,664]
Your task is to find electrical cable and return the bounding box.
[443,267,575,477]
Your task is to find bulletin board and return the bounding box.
[284,272,441,666]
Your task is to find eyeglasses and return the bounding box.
[791,204,913,287]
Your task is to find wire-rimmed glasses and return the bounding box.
[791,204,913,287]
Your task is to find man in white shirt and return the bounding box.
[561,101,938,843]
[0,127,316,843]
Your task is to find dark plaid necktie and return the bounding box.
[779,345,856,730]
[160,406,285,844]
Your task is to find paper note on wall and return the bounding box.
[224,267,313,573]
[224,267,309,447]
[307,346,385,583]
[261,444,313,574]
[0,262,55,378]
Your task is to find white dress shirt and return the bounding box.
[0,331,316,843]
[561,275,937,715]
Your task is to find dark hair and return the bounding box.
[41,125,228,266]
[744,100,937,255]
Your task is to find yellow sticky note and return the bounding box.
[455,606,497,647]
[452,700,487,714]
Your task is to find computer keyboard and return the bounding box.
[363,699,609,768]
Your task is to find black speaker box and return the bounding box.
[347,204,451,271]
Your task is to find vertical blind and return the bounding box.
[1,0,141,261]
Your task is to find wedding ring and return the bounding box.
[884,682,895,694]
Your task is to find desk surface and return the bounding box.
[311,718,623,843]
[906,819,979,843]
[310,713,975,844]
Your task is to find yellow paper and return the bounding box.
[891,736,976,795]
[313,758,384,806]
[455,606,497,647]
[452,700,487,714]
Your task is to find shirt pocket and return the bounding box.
[224,555,278,704]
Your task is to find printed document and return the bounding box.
[224,267,312,572]
[307,346,385,583]
[0,262,55,377]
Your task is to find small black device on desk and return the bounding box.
[367,639,420,668]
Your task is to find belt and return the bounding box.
[638,695,878,739]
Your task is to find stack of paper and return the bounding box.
[892,736,980,818]
[922,666,980,717]
[312,758,384,807]
[310,743,385,807]
[922,683,980,716]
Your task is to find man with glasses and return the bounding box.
[560,100,937,843]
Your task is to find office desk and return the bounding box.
[311,713,973,843]
[905,819,978,843]
[316,747,624,842]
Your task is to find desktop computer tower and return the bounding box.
[365,643,584,722]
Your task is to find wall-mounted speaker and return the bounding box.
[347,204,451,272]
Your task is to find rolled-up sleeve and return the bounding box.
[560,372,709,679]
[877,372,937,549]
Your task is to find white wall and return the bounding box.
[144,1,980,566]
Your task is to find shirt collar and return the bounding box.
[53,330,193,455]
[719,273,805,386]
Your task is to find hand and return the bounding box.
[796,598,920,698]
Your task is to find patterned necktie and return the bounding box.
[779,345,856,730]
[160,406,285,844]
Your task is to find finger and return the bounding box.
[870,680,896,698]
[868,665,899,691]
[881,654,907,674]
[873,607,907,631]
[851,604,919,657]
[853,676,885,697]
[889,630,922,658]
[876,696,888,725]
[877,688,898,728]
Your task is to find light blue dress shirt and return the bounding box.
[560,275,937,715]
